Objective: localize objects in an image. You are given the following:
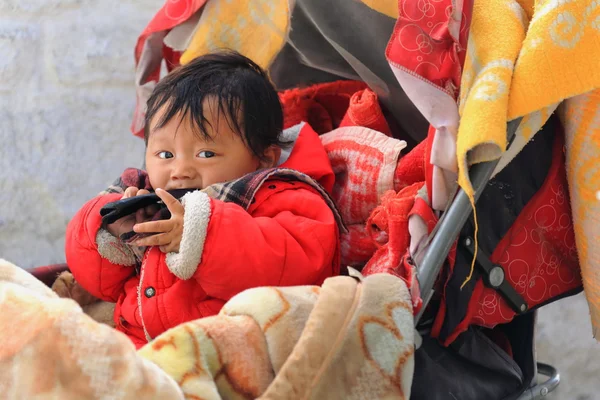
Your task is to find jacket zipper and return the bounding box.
[137,249,152,343]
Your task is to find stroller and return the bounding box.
[31,0,591,399]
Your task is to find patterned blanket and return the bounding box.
[0,259,414,399]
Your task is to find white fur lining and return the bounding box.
[96,228,137,266]
[166,190,212,280]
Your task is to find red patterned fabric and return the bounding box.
[385,0,472,96]
[131,0,207,138]
[431,129,581,345]
[322,129,408,267]
[326,136,396,226]
[385,0,473,213]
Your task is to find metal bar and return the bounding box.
[415,118,522,325]
[515,363,560,400]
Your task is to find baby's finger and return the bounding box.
[144,204,160,218]
[133,233,170,247]
[135,209,148,224]
[159,241,180,254]
[155,188,184,215]
[133,220,172,234]
[159,245,176,254]
[137,189,151,196]
[122,186,138,199]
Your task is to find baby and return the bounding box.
[66,51,341,348]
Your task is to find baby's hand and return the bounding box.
[122,186,149,199]
[106,187,155,238]
[131,189,184,253]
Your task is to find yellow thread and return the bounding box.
[460,195,478,290]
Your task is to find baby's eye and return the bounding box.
[198,151,216,158]
[158,151,173,159]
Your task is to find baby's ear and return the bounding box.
[259,145,282,169]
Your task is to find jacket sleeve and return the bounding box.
[65,193,138,302]
[164,186,339,301]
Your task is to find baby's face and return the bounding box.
[145,102,261,191]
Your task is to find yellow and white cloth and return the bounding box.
[178,0,399,69]
[457,0,600,337]
[180,0,290,69]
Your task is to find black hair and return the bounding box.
[144,50,285,159]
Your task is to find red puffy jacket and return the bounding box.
[66,123,340,348]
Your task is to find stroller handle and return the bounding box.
[414,118,522,326]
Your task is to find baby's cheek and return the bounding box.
[146,164,166,190]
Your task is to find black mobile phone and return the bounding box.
[99,189,196,226]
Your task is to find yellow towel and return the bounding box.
[180,0,290,69]
[458,0,600,337]
[180,0,399,69]
[359,0,399,18]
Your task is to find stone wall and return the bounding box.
[0,0,159,268]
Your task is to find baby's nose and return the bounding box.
[171,162,197,180]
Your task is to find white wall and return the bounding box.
[0,1,598,398]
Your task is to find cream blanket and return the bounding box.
[0,259,414,399]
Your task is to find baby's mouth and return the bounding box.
[165,183,203,191]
